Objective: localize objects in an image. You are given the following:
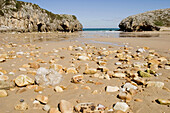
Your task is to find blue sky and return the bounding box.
[21,0,170,28]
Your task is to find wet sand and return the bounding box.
[0,31,170,113]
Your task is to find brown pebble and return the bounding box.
[134,98,143,102]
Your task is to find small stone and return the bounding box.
[106,86,119,92]
[84,68,97,74]
[118,92,132,102]
[78,56,89,61]
[136,48,145,53]
[28,62,40,69]
[60,100,73,113]
[34,86,44,92]
[20,99,24,102]
[43,104,51,111]
[123,83,137,91]
[146,81,164,88]
[35,67,62,86]
[115,62,122,65]
[113,102,129,112]
[165,66,170,70]
[113,73,126,78]
[33,100,42,109]
[15,75,34,86]
[14,102,29,111]
[75,47,83,51]
[54,86,63,92]
[0,90,8,97]
[134,98,143,102]
[0,58,6,63]
[66,67,77,74]
[49,108,61,113]
[72,75,84,84]
[36,95,48,104]
[0,75,9,81]
[74,102,96,112]
[138,71,151,77]
[97,66,109,72]
[19,68,27,72]
[133,77,145,85]
[156,99,170,105]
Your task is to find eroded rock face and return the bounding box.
[0,0,83,33]
[119,8,170,32]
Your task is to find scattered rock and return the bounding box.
[19,68,27,72]
[35,67,62,86]
[78,56,89,61]
[14,102,29,111]
[66,67,77,74]
[146,81,164,88]
[54,86,63,92]
[106,86,119,93]
[113,102,129,112]
[72,75,84,84]
[28,62,40,69]
[60,100,73,113]
[123,83,137,91]
[0,58,6,63]
[113,73,126,78]
[43,104,51,112]
[118,92,132,102]
[134,98,143,102]
[138,71,151,77]
[156,99,170,105]
[74,102,96,112]
[49,108,61,113]
[35,95,48,104]
[84,68,97,74]
[15,75,34,87]
[0,75,9,81]
[0,90,8,97]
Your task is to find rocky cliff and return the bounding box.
[0,0,83,32]
[119,8,170,32]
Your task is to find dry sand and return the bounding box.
[0,31,170,113]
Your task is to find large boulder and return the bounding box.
[0,0,83,33]
[119,8,170,32]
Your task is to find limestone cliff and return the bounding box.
[0,0,83,32]
[119,8,170,32]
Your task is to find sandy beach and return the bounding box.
[0,31,170,113]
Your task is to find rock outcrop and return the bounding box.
[119,8,170,32]
[0,0,83,32]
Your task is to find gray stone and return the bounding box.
[114,102,129,112]
[60,100,73,113]
[35,67,62,86]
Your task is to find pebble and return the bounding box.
[118,92,132,102]
[74,102,96,112]
[72,75,84,84]
[49,108,60,113]
[28,62,40,69]
[84,68,97,74]
[0,58,6,63]
[14,75,34,86]
[164,66,170,70]
[66,67,77,74]
[156,99,170,105]
[106,86,119,92]
[54,86,63,92]
[14,102,29,111]
[113,102,129,112]
[78,56,89,61]
[134,98,143,102]
[35,67,62,86]
[0,90,8,97]
[123,83,137,91]
[60,100,73,113]
[115,62,122,65]
[19,68,27,72]
[43,104,51,111]
[0,75,9,81]
[138,71,151,77]
[146,81,164,88]
[35,95,48,104]
[113,73,126,78]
